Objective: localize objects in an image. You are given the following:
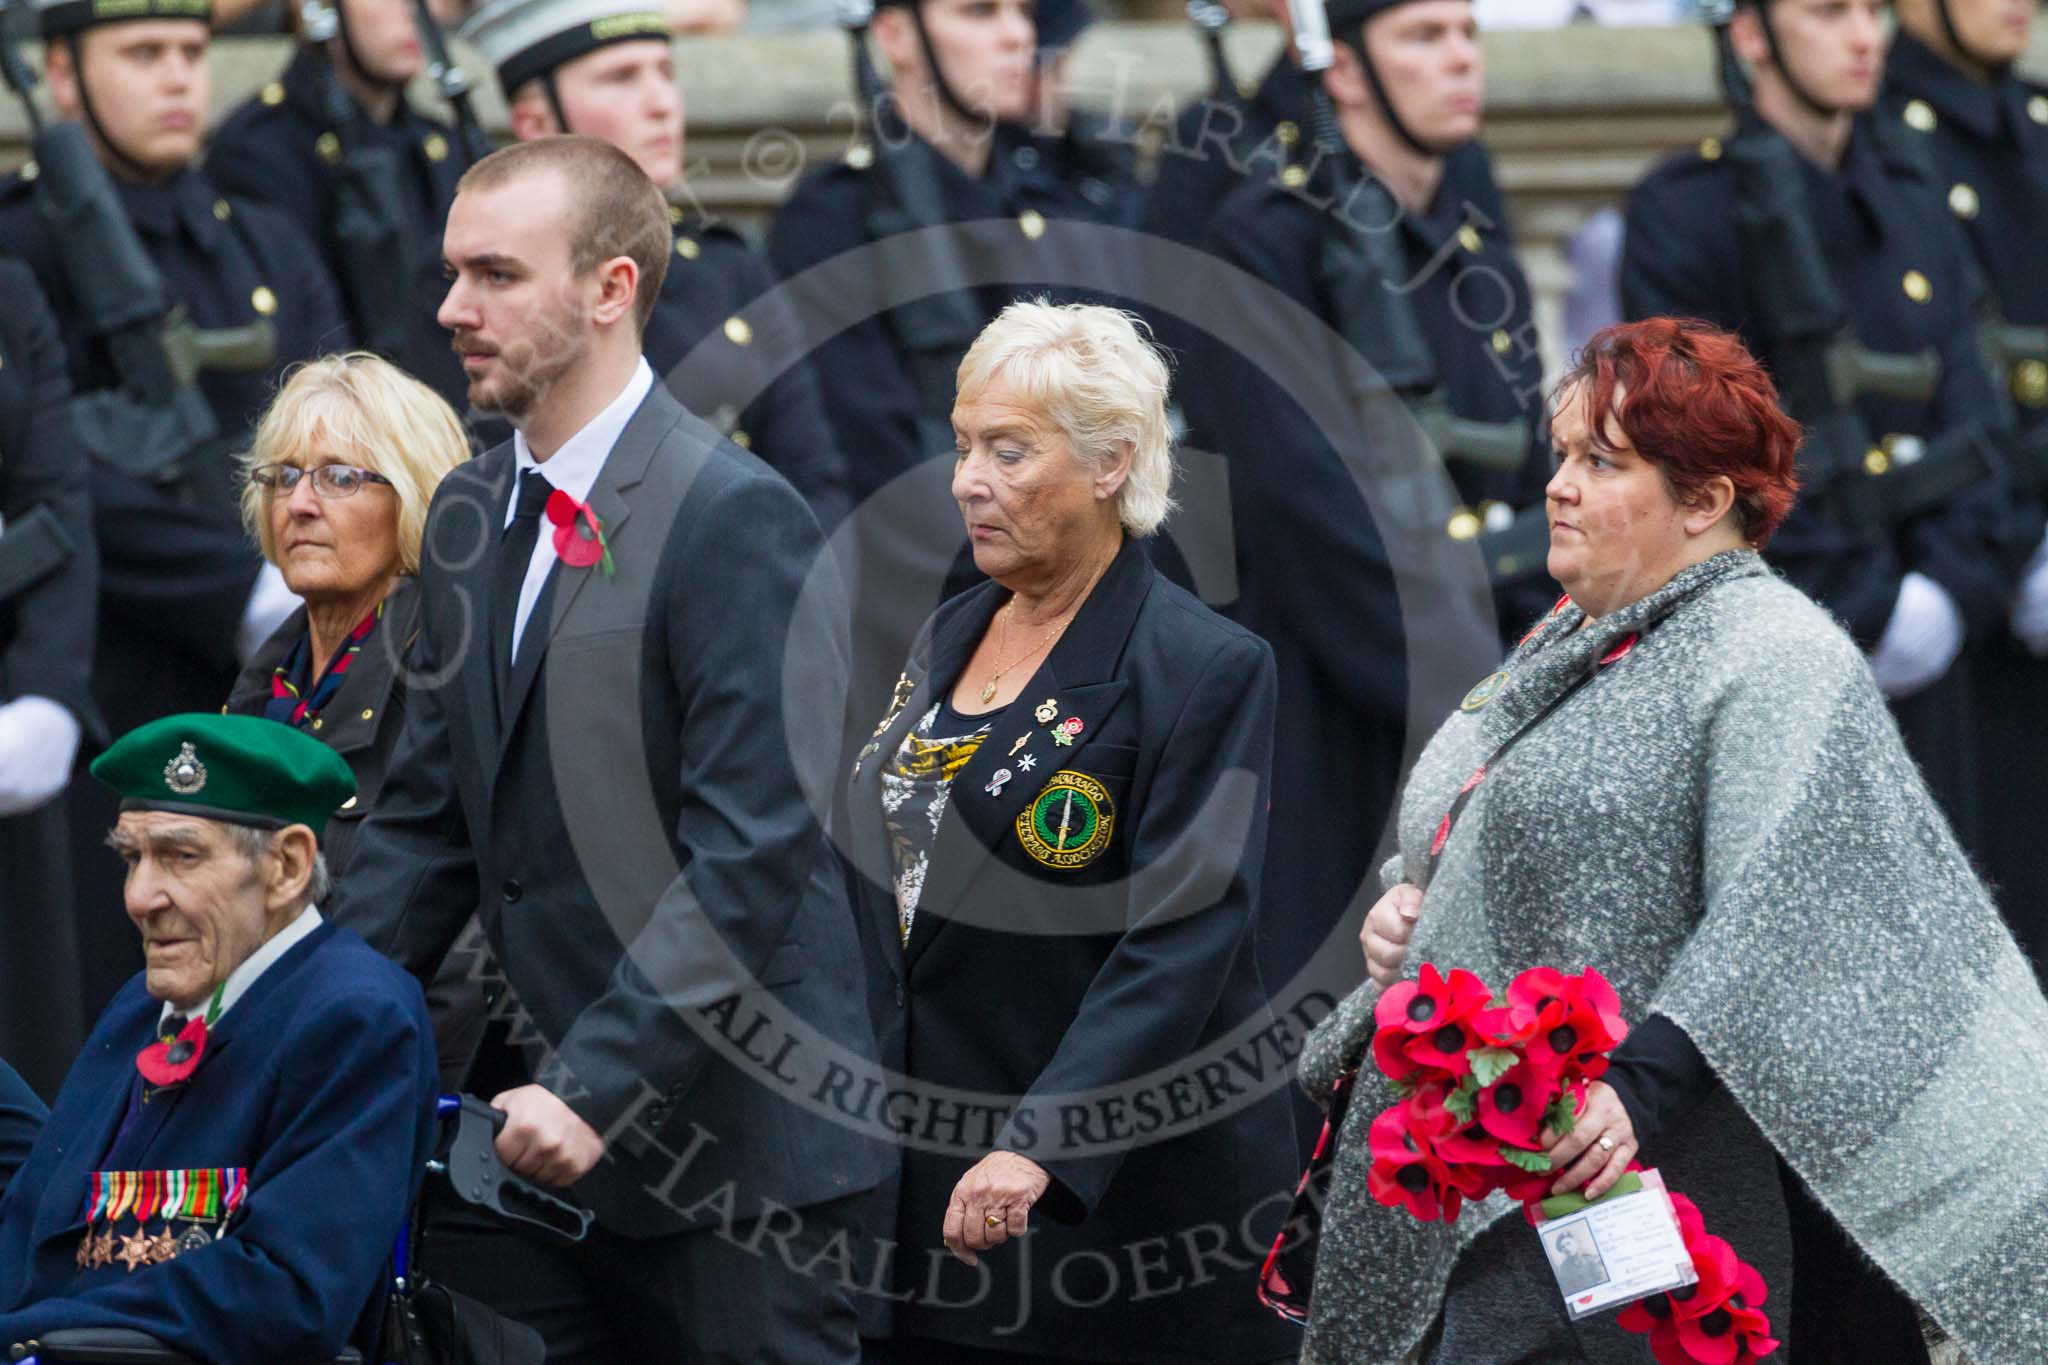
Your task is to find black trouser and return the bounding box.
[421,1185,867,1365]
[1781,1165,1931,1365]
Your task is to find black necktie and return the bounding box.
[493,469,553,713]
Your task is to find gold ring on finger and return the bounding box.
[985,1212,1005,1228]
[1597,1136,1616,1152]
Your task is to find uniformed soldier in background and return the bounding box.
[1882,0,2048,981]
[766,0,1110,505]
[464,0,852,526]
[1623,0,2034,867]
[1028,0,1145,229]
[0,0,349,1019]
[0,262,97,1101]
[206,0,472,414]
[1139,0,1305,254]
[1176,0,1553,1148]
[1623,3,2039,1359]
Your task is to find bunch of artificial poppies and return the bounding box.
[1366,964,1628,1221]
[1618,1191,1780,1364]
[1365,963,1777,1363]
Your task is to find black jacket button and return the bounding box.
[502,879,522,903]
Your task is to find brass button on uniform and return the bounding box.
[1864,446,1892,477]
[1902,270,1932,304]
[1698,136,1722,162]
[675,236,699,260]
[1948,183,1979,220]
[311,717,325,732]
[260,81,285,107]
[667,203,684,224]
[1457,224,1483,254]
[723,315,752,346]
[1275,120,1299,147]
[212,198,232,222]
[423,133,449,163]
[1017,209,1047,241]
[844,143,873,170]
[1280,164,1308,189]
[19,161,36,182]
[731,429,751,450]
[1903,100,1938,133]
[251,286,278,316]
[315,132,342,164]
[360,708,375,721]
[2031,95,2048,125]
[1446,508,1482,541]
[2014,359,2048,408]
[1236,78,1258,101]
[1491,329,1512,356]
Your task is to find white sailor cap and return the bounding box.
[461,0,671,96]
[33,0,210,39]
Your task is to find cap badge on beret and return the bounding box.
[163,743,208,796]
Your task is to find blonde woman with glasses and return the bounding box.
[225,352,470,874]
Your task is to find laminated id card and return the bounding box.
[1530,1168,1697,1319]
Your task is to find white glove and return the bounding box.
[237,563,301,665]
[1869,571,1964,699]
[2012,532,2048,658]
[0,695,81,818]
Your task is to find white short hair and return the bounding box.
[955,300,1178,536]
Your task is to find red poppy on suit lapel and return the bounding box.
[545,489,614,575]
[135,1014,208,1088]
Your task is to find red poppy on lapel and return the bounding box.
[545,489,615,576]
[135,1014,208,1088]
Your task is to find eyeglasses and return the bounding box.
[250,464,395,498]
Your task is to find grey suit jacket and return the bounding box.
[333,377,890,1236]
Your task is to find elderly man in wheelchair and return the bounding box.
[0,715,439,1365]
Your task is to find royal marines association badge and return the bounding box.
[1015,771,1115,870]
[162,741,207,794]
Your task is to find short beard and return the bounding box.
[460,297,591,423]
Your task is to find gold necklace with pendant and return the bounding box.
[979,602,1073,704]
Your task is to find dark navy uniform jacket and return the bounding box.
[843,537,1300,1362]
[207,47,469,414]
[0,162,349,1017]
[1177,140,1552,1025]
[1622,116,2024,646]
[0,1061,45,1200]
[765,119,1117,505]
[0,920,437,1365]
[1140,52,1307,254]
[0,164,350,737]
[648,216,851,528]
[1880,35,2048,976]
[0,261,99,1101]
[1881,32,2048,434]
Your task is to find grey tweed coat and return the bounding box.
[1296,551,2048,1365]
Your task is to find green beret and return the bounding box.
[90,713,356,834]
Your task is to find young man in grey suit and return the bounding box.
[332,135,888,1362]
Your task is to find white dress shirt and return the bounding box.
[504,358,656,659]
[157,906,324,1032]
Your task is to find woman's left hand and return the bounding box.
[942,1151,1052,1266]
[1541,1081,1637,1200]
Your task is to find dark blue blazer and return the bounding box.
[0,921,437,1365]
[844,538,1302,1362]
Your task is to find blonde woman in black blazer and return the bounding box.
[846,301,1301,1364]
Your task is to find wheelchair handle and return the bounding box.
[429,1095,591,1244]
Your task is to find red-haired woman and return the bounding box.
[1289,319,2048,1364]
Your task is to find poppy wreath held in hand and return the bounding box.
[1367,964,1779,1365]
